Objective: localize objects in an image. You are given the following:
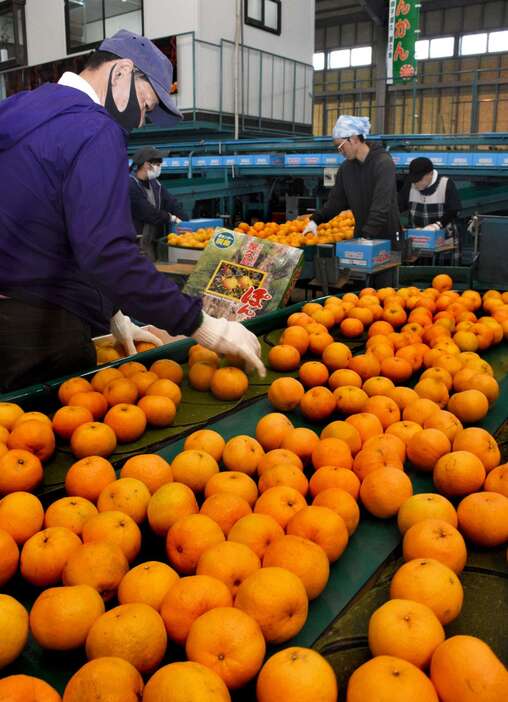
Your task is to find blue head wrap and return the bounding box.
[333,115,371,139]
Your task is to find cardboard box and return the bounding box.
[176,218,224,232]
[335,239,392,271]
[405,228,447,251]
[183,228,303,320]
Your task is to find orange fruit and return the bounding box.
[20,526,81,586]
[457,491,508,547]
[119,361,147,378]
[159,574,232,646]
[222,435,264,476]
[91,368,124,393]
[320,420,361,454]
[300,387,336,422]
[254,485,306,529]
[364,433,405,462]
[97,477,150,524]
[29,584,104,651]
[171,449,219,491]
[205,472,258,508]
[0,449,44,493]
[390,558,463,624]
[167,513,225,574]
[69,391,108,420]
[150,359,183,384]
[137,395,176,427]
[298,361,329,388]
[255,413,294,451]
[145,378,182,406]
[280,427,320,465]
[363,376,395,397]
[312,488,360,534]
[142,661,230,702]
[44,496,97,536]
[184,429,225,462]
[423,410,463,442]
[268,344,301,371]
[227,506,285,557]
[0,527,19,591]
[340,317,364,337]
[268,377,305,410]
[484,463,508,497]
[380,357,413,383]
[129,370,160,395]
[262,534,329,600]
[82,510,141,562]
[85,602,167,673]
[7,421,55,462]
[353,448,403,482]
[397,493,457,534]
[200,493,252,534]
[322,342,352,370]
[58,377,93,405]
[334,385,369,414]
[407,429,451,472]
[63,657,143,702]
[0,403,24,431]
[188,345,220,368]
[364,395,401,429]
[258,463,308,495]
[118,561,179,610]
[368,599,445,669]
[235,566,308,643]
[328,368,363,389]
[360,467,413,518]
[0,675,61,701]
[403,398,441,424]
[188,362,216,391]
[403,519,467,573]
[347,655,440,702]
[281,326,310,355]
[186,606,265,689]
[413,378,449,408]
[256,647,338,702]
[433,273,453,292]
[311,438,353,471]
[308,331,334,355]
[64,456,116,502]
[196,541,260,597]
[386,420,423,445]
[433,451,486,496]
[309,466,360,499]
[447,389,489,423]
[210,367,249,401]
[286,505,348,562]
[348,353,381,381]
[430,635,508,702]
[258,448,303,475]
[147,482,198,536]
[0,492,44,545]
[0,594,29,669]
[104,403,147,443]
[120,454,172,494]
[102,378,139,406]
[463,372,500,405]
[70,421,117,459]
[52,406,94,440]
[420,366,453,390]
[345,412,383,443]
[452,427,500,472]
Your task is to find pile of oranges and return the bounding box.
[234,210,355,248]
[167,227,215,250]
[94,337,158,365]
[1,274,508,701]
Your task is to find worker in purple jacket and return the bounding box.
[0,30,264,392]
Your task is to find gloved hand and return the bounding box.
[192,311,266,378]
[110,311,163,356]
[302,219,318,236]
[170,215,182,224]
[423,222,441,231]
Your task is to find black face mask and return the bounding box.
[104,65,141,133]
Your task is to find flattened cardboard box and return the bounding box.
[183,228,304,320]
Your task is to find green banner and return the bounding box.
[387,0,421,84]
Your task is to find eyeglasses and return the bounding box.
[336,138,350,152]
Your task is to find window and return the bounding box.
[65,0,143,54]
[313,52,325,71]
[415,39,429,60]
[0,0,26,69]
[351,46,372,67]
[460,32,487,56]
[329,49,350,69]
[245,0,281,35]
[488,29,508,52]
[429,36,455,58]
[327,46,372,69]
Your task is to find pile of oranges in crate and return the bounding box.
[167,227,215,249]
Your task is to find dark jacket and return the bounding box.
[398,175,461,228]
[129,176,188,237]
[313,143,400,242]
[0,83,202,336]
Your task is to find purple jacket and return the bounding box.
[0,83,202,335]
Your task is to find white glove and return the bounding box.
[110,311,163,356]
[192,311,266,378]
[423,222,441,231]
[170,215,182,224]
[302,220,318,236]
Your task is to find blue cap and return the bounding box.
[99,29,182,126]
[333,115,371,139]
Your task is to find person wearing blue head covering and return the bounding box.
[0,30,264,391]
[304,115,400,243]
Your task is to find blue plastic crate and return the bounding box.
[192,156,224,167]
[322,154,343,166]
[448,153,473,167]
[335,239,392,271]
[163,157,190,169]
[472,152,498,167]
[176,218,224,232]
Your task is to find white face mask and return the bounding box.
[147,163,161,180]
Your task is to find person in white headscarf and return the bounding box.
[304,115,400,243]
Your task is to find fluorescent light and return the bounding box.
[429,36,454,59]
[460,32,487,56]
[313,52,325,71]
[488,30,508,53]
[351,46,372,67]
[329,49,350,69]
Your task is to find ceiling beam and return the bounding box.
[358,0,387,26]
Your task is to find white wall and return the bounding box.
[143,0,198,40]
[25,0,67,66]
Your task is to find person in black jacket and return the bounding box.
[129,146,188,260]
[304,115,400,244]
[398,156,461,231]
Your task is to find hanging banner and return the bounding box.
[387,0,421,84]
